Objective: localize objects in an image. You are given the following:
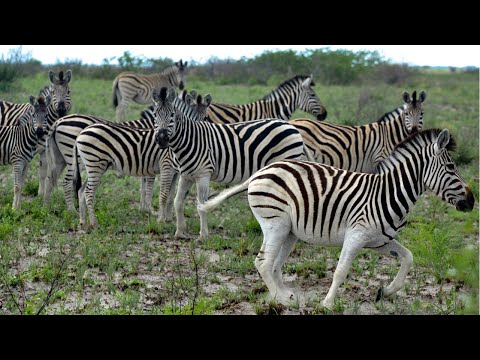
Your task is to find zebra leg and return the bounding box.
[144,176,155,213]
[174,175,194,239]
[38,151,47,198]
[272,233,299,292]
[371,240,413,300]
[64,162,79,213]
[78,180,87,227]
[164,172,179,222]
[196,176,211,242]
[322,237,363,310]
[12,162,26,209]
[116,100,129,122]
[254,222,295,305]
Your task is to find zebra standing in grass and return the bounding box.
[72,89,211,227]
[45,90,208,217]
[199,129,474,308]
[206,75,327,124]
[0,96,50,208]
[0,69,72,198]
[153,87,314,241]
[113,60,188,121]
[289,90,427,173]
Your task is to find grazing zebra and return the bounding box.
[199,129,474,308]
[153,87,314,241]
[45,89,209,216]
[0,96,50,208]
[206,75,327,124]
[113,60,188,121]
[289,90,427,173]
[0,69,72,198]
[72,89,210,228]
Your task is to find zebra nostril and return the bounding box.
[317,110,327,121]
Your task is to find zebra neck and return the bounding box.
[378,107,410,154]
[263,89,295,120]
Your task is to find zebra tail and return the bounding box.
[303,144,315,162]
[112,76,119,109]
[72,143,82,201]
[198,179,250,213]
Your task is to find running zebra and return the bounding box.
[0,69,72,198]
[153,87,314,241]
[45,90,208,218]
[206,75,327,124]
[0,96,50,208]
[72,89,210,227]
[289,90,427,173]
[199,129,474,308]
[113,60,188,121]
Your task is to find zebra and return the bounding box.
[71,89,210,228]
[45,89,209,217]
[198,128,474,308]
[0,96,50,208]
[289,90,427,173]
[206,75,327,124]
[112,60,188,122]
[0,69,72,198]
[153,87,314,241]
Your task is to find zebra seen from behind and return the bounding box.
[289,90,427,173]
[206,75,327,124]
[199,129,474,309]
[153,87,314,241]
[113,60,188,121]
[0,96,50,208]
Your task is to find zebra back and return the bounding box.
[206,75,327,124]
[289,90,427,173]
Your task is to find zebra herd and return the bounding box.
[0,62,474,310]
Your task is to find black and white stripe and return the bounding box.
[153,87,313,241]
[206,75,327,124]
[112,60,188,121]
[199,129,474,308]
[289,90,427,173]
[0,96,50,208]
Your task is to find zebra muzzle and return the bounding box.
[155,129,169,148]
[456,186,475,212]
[58,102,67,117]
[36,128,45,139]
[179,81,185,90]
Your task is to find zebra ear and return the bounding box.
[434,129,450,155]
[302,75,313,87]
[49,70,55,83]
[204,94,212,107]
[167,87,177,102]
[183,61,188,68]
[29,95,36,106]
[189,90,197,101]
[152,88,160,103]
[419,90,427,103]
[403,91,411,104]
[64,69,72,83]
[185,93,194,106]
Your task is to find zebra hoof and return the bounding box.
[375,287,384,302]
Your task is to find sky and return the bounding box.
[0,45,479,68]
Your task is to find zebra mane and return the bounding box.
[376,107,404,123]
[161,63,182,76]
[376,129,457,172]
[141,105,156,118]
[263,75,312,101]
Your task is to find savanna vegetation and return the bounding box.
[0,47,478,314]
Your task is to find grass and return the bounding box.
[0,70,478,314]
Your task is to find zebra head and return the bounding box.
[423,129,474,212]
[186,92,212,122]
[48,69,72,117]
[298,75,327,121]
[174,59,188,90]
[402,90,427,134]
[26,95,51,139]
[152,87,177,148]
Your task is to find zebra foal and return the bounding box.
[199,129,474,308]
[0,96,50,208]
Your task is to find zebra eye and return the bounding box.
[445,163,455,171]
